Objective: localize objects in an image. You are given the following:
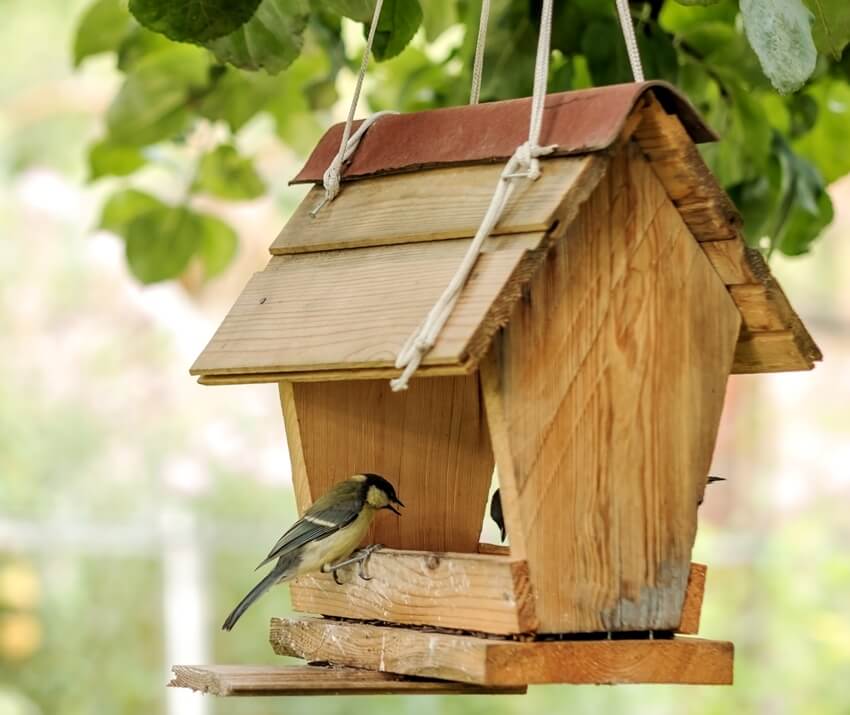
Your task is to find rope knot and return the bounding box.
[502,141,558,181]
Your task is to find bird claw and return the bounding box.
[325,544,383,584]
[357,544,383,581]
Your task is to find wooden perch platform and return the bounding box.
[290,548,707,638]
[169,664,526,696]
[270,619,734,686]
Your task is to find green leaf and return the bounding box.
[116,26,174,71]
[88,138,146,180]
[99,189,168,235]
[322,0,375,22]
[368,0,422,61]
[264,50,328,153]
[196,213,238,277]
[73,0,132,66]
[128,0,262,42]
[106,44,211,146]
[793,78,850,181]
[675,0,721,4]
[124,206,201,283]
[803,0,850,58]
[198,67,281,131]
[206,0,309,73]
[773,138,834,255]
[193,144,265,199]
[740,0,817,94]
[422,0,457,41]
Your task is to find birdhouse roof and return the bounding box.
[192,82,820,385]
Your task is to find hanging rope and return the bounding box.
[311,0,397,217]
[390,0,556,392]
[469,0,491,105]
[615,0,645,82]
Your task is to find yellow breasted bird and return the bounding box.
[222,473,403,631]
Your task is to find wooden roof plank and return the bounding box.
[191,236,541,377]
[272,157,594,255]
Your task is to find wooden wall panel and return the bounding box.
[482,143,741,633]
[280,375,494,553]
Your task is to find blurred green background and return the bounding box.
[2,1,850,714]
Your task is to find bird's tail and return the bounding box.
[221,567,284,631]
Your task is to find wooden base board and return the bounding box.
[270,618,733,686]
[169,664,526,695]
[290,549,536,635]
[290,548,706,638]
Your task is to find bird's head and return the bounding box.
[358,473,405,515]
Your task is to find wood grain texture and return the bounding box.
[270,618,734,686]
[677,563,707,635]
[278,382,312,510]
[701,239,758,285]
[289,549,537,634]
[481,142,741,633]
[272,158,595,255]
[191,237,537,378]
[199,364,469,385]
[730,284,790,332]
[635,96,742,242]
[282,375,494,553]
[732,331,816,373]
[169,664,526,695]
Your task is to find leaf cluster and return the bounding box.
[72,0,850,285]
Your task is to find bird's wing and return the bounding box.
[255,481,365,569]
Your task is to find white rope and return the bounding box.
[311,0,393,217]
[469,0,491,105]
[390,0,556,392]
[615,0,645,82]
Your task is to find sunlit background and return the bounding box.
[2,1,850,714]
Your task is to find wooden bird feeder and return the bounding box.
[173,82,820,695]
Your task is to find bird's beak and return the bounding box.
[386,504,402,516]
[707,475,726,484]
[394,497,405,508]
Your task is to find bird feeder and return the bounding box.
[172,82,820,695]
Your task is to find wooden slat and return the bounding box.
[677,563,707,635]
[271,618,734,686]
[198,364,468,385]
[169,664,526,695]
[732,331,815,373]
[290,550,536,635]
[191,237,536,377]
[701,239,758,285]
[636,96,741,242]
[730,284,789,332]
[282,375,494,553]
[481,143,741,633]
[272,158,594,255]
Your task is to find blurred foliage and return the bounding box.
[68,0,850,285]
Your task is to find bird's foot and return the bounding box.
[356,543,383,581]
[324,544,383,584]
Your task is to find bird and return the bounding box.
[698,475,725,506]
[489,476,726,540]
[490,488,506,543]
[222,473,403,631]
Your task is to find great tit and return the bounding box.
[490,488,506,543]
[222,473,403,631]
[488,476,726,542]
[698,475,725,506]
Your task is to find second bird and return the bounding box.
[222,472,403,631]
